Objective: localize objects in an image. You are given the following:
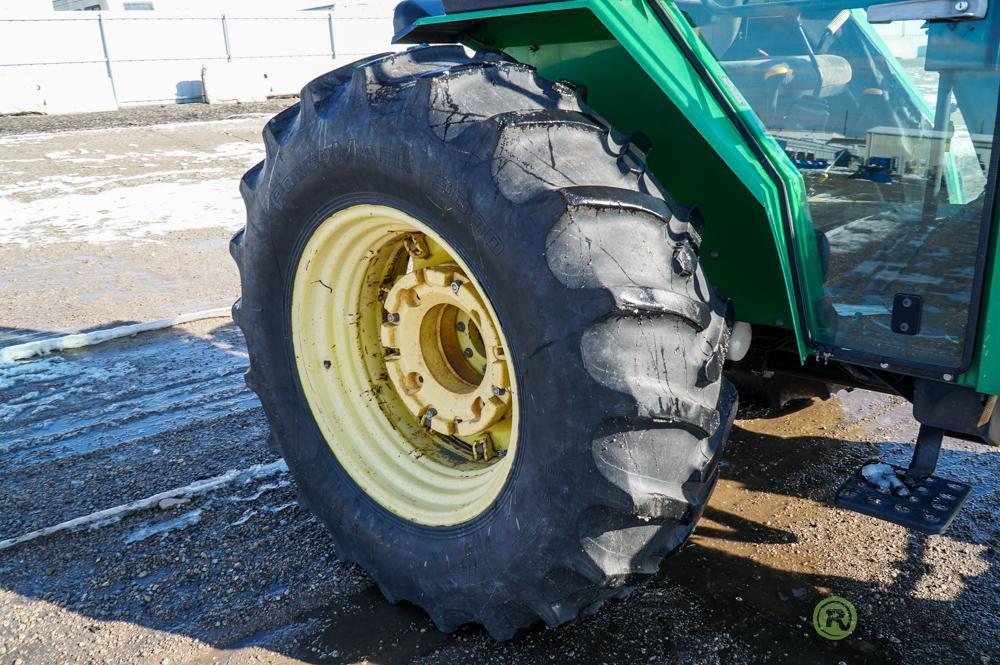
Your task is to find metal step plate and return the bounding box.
[834,465,972,535]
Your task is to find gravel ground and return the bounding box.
[0,101,296,137]
[0,107,997,665]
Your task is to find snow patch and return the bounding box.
[825,216,902,255]
[2,169,229,198]
[0,179,245,246]
[832,303,891,317]
[861,462,909,496]
[0,354,132,389]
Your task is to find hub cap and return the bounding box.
[381,264,512,439]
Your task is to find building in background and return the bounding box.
[0,0,53,12]
[2,0,401,115]
[50,0,392,12]
[53,0,149,9]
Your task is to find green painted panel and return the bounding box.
[960,202,1000,393]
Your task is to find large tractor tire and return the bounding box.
[231,45,737,639]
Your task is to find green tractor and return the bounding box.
[230,0,1000,638]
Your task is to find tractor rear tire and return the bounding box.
[231,46,737,639]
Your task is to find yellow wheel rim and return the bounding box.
[291,204,518,526]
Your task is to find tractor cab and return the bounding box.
[685,0,999,376]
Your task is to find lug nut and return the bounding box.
[464,348,474,358]
[492,385,506,397]
[456,321,466,332]
[451,280,463,293]
[386,312,400,323]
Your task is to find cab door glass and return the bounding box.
[685,3,1000,370]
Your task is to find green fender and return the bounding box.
[398,0,823,362]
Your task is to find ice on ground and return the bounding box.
[0,308,231,363]
[0,179,245,246]
[0,355,134,420]
[230,509,257,527]
[227,500,298,528]
[227,480,292,503]
[0,321,257,467]
[125,508,204,544]
[0,459,288,550]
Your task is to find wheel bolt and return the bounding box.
[451,280,463,293]
[386,312,400,323]
[492,385,506,397]
[464,348,474,358]
[456,321,466,332]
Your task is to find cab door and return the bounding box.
[686,1,1000,376]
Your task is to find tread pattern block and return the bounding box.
[231,45,737,639]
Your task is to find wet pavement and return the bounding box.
[0,105,998,664]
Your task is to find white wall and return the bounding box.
[0,0,54,12]
[51,1,397,13]
[871,20,927,60]
[0,6,401,114]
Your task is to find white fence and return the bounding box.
[0,10,400,114]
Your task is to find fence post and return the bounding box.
[327,11,336,60]
[221,14,232,62]
[97,12,119,107]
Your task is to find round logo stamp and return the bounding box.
[812,596,857,641]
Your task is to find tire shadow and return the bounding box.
[2,337,997,664]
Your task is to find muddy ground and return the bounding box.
[0,103,997,665]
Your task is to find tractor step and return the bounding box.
[834,464,971,535]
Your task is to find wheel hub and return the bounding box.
[381,264,512,439]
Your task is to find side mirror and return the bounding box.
[868,0,988,23]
